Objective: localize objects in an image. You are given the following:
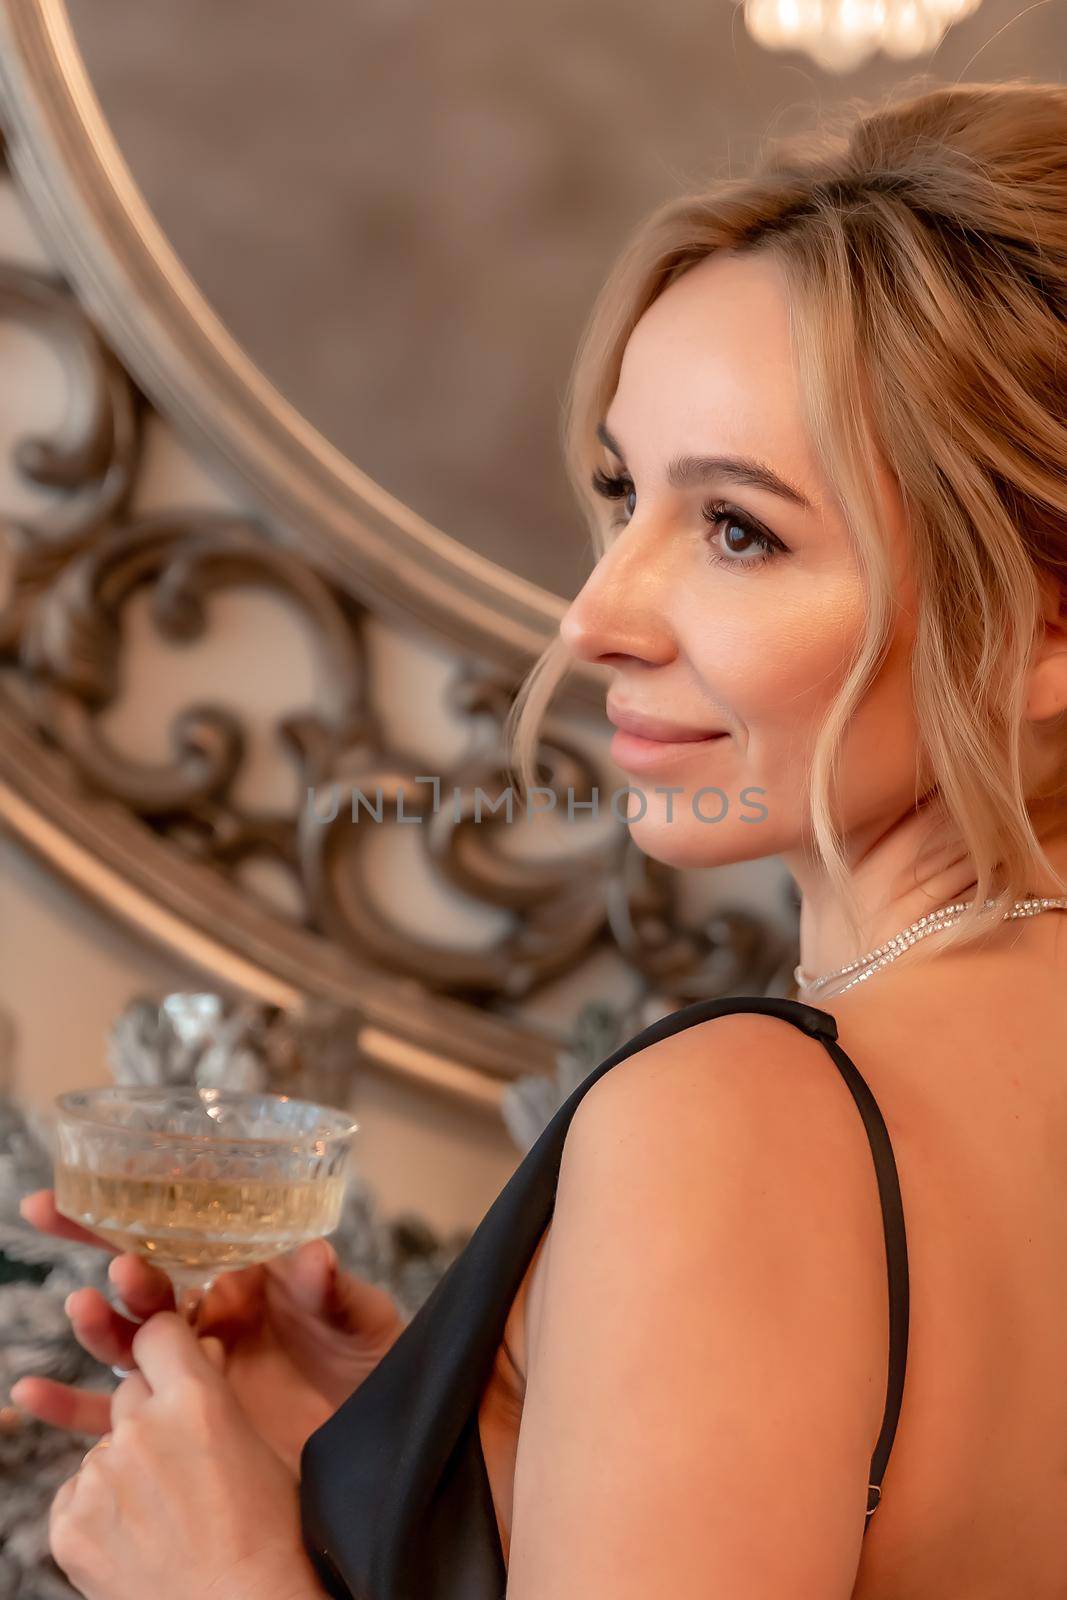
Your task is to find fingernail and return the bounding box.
[63,1293,76,1317]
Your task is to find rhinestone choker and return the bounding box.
[794,894,1067,996]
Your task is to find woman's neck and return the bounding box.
[785,802,1067,985]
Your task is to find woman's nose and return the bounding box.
[559,536,678,669]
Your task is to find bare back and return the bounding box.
[479,916,1067,1596]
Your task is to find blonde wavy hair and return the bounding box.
[503,76,1067,986]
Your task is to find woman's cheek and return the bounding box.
[616,592,875,866]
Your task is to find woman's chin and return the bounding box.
[624,816,781,872]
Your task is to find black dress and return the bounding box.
[300,995,909,1600]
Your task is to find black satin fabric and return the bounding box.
[299,995,909,1600]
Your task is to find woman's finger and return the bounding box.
[109,1369,151,1425]
[7,1375,111,1435]
[82,1259,262,1364]
[64,1286,146,1371]
[194,1262,268,1342]
[49,1470,79,1527]
[130,1311,219,1392]
[106,1254,177,1321]
[18,1190,118,1254]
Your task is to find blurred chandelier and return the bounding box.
[741,0,983,71]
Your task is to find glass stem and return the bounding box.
[166,1268,213,1329]
[109,1267,212,1379]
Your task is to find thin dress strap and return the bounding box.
[802,1006,910,1523]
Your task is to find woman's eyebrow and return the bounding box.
[595,421,813,511]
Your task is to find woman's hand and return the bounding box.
[9,1188,406,1471]
[49,1313,325,1600]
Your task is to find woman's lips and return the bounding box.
[605,704,729,774]
[606,704,723,742]
[609,727,728,773]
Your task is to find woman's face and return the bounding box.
[559,248,920,873]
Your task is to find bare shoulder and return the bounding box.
[521,1007,882,1371]
[563,1005,886,1187]
[508,1008,892,1596]
[528,1005,895,1376]
[555,1007,898,1289]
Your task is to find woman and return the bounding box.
[11,73,1067,1598]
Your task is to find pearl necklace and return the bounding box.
[794,895,1067,996]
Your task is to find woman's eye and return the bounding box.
[590,467,635,524]
[590,466,786,571]
[702,503,783,569]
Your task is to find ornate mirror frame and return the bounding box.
[0,0,790,1115]
[0,0,602,674]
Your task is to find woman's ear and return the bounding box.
[1024,568,1067,723]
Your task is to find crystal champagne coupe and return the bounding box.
[52,1086,358,1325]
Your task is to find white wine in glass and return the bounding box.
[53,1087,358,1324]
